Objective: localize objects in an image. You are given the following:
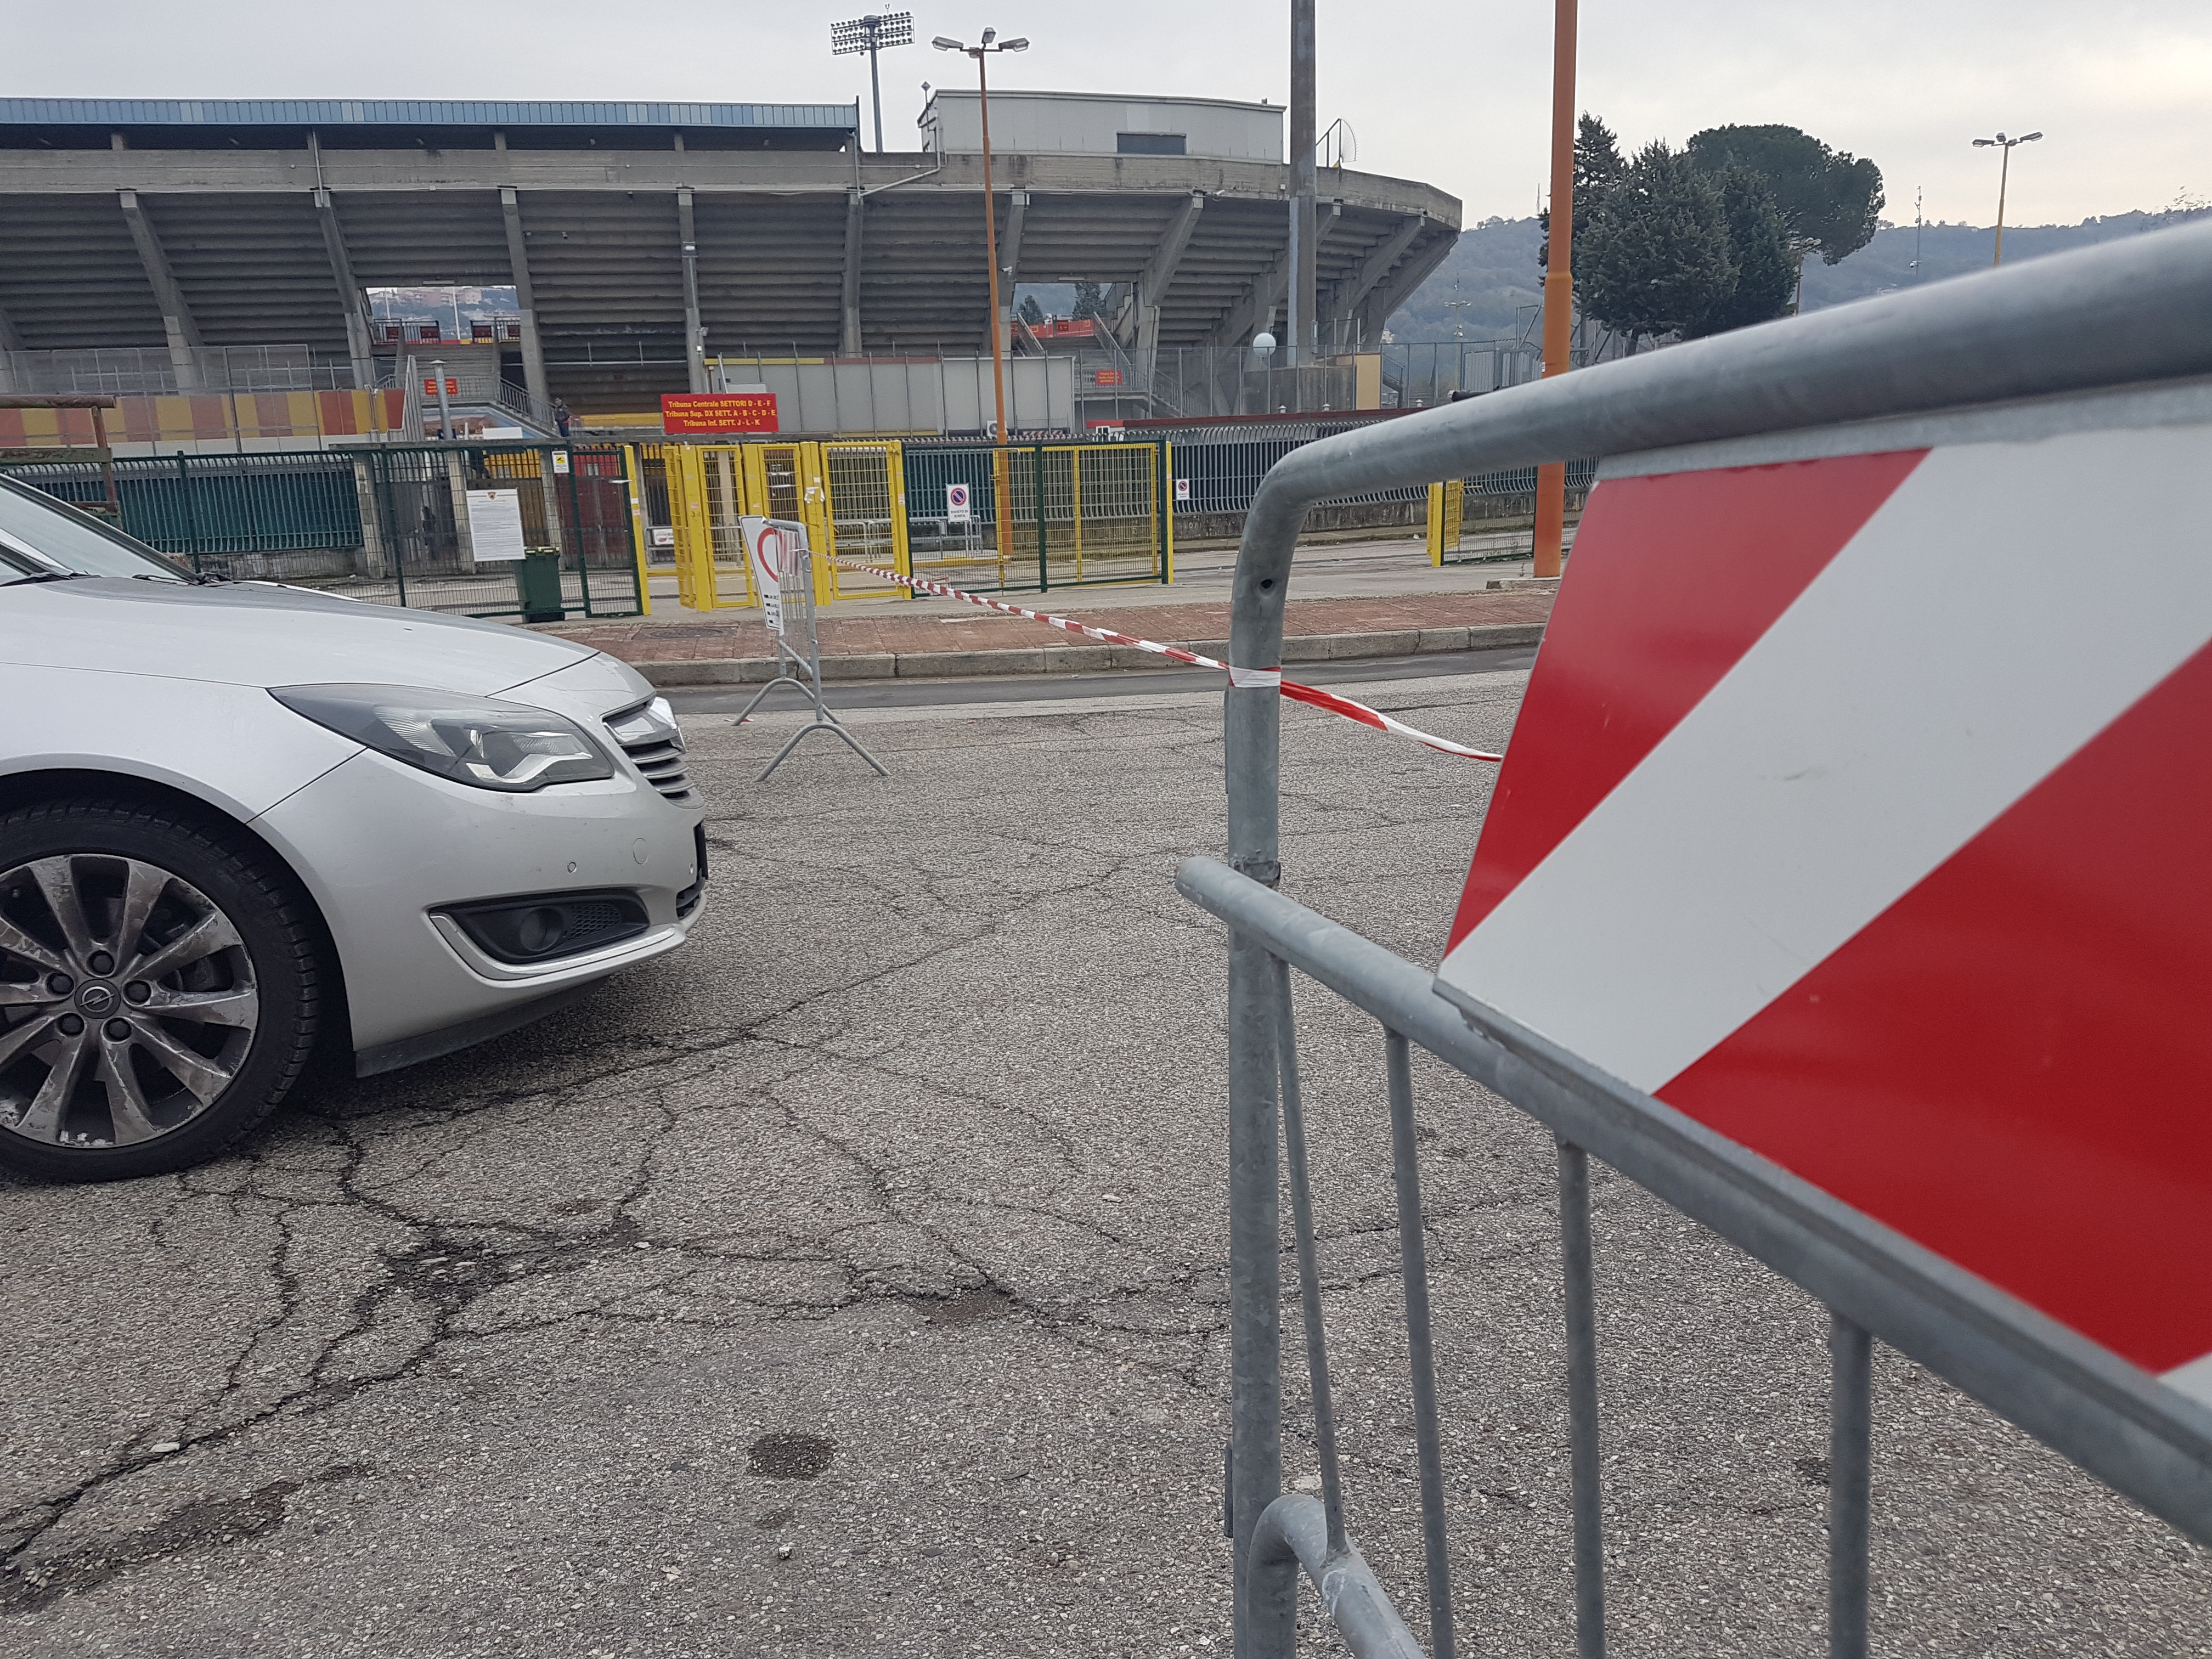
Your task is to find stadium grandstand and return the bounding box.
[0,94,1458,427]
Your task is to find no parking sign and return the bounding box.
[946,482,973,523]
[740,515,807,637]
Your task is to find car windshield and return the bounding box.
[0,475,194,584]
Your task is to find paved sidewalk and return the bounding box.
[548,535,1564,685]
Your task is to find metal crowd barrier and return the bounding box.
[1183,216,2212,1658]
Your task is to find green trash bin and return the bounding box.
[514,548,567,623]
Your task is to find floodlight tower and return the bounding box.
[832,13,915,154]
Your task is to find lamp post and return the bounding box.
[1446,284,1472,397]
[935,27,1029,561]
[1971,130,2041,266]
[831,13,915,154]
[1531,0,1578,580]
[1249,329,1276,416]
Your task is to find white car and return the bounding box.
[0,475,705,1181]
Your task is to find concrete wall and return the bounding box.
[921,91,1282,164]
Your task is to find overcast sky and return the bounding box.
[8,0,2208,228]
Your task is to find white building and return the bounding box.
[918,89,1283,165]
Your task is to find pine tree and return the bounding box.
[1682,166,1796,336]
[1538,114,1627,274]
[1579,142,1736,341]
[1684,125,1884,266]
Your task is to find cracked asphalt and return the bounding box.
[3,669,2205,1657]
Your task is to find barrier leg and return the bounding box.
[1558,1137,1607,1659]
[1227,928,1284,1658]
[1829,1313,1874,1659]
[1388,1030,1457,1659]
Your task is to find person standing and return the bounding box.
[553,398,572,438]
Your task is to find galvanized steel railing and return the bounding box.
[1184,216,2212,1659]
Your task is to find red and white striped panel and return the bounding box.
[1437,410,2212,1403]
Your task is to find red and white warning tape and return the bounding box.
[821,555,1504,764]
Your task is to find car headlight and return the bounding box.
[270,683,616,792]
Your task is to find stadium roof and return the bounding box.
[0,98,860,135]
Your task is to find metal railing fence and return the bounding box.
[355,442,646,620]
[901,441,1170,593]
[1194,218,2212,1658]
[0,343,359,398]
[1425,461,1602,565]
[1379,332,1644,413]
[0,452,362,572]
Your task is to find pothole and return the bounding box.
[748,1433,835,1480]
[913,1285,1019,1328]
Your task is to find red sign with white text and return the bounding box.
[661,392,780,434]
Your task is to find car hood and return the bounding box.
[0,577,600,696]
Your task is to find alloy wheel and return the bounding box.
[0,853,260,1148]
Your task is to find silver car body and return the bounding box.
[0,577,703,1074]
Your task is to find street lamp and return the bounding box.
[1971,130,2042,267]
[831,13,914,155]
[934,27,1028,460]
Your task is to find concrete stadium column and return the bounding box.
[1329,214,1426,352]
[117,190,203,389]
[0,300,23,390]
[678,189,708,392]
[1286,0,1318,365]
[350,457,388,578]
[446,452,479,573]
[499,188,554,416]
[840,189,867,358]
[313,185,381,390]
[1356,232,1453,358]
[1132,192,1205,380]
[1209,250,1286,350]
[995,191,1027,356]
[535,449,567,558]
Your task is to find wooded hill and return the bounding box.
[1387,206,2210,343]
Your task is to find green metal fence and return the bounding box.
[901,441,1170,593]
[0,443,645,619]
[358,443,645,619]
[0,453,360,568]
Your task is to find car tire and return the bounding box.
[0,798,323,1182]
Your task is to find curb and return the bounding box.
[631,621,1545,688]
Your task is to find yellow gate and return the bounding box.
[665,443,759,610]
[819,441,912,600]
[1426,479,1466,565]
[667,438,917,609]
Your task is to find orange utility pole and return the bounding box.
[1531,0,1578,580]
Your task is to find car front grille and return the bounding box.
[605,698,695,804]
[619,733,693,802]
